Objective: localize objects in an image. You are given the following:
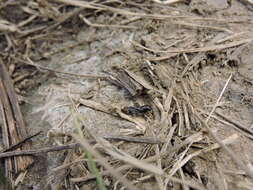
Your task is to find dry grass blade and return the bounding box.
[71,132,207,184]
[108,147,164,175]
[172,21,233,33]
[168,143,193,177]
[17,15,38,27]
[237,181,253,190]
[145,131,205,164]
[52,0,102,10]
[44,7,85,31]
[133,38,253,53]
[0,131,41,153]
[196,114,253,180]
[0,143,79,158]
[52,158,88,172]
[23,57,107,79]
[169,134,238,178]
[161,124,177,153]
[183,103,191,130]
[215,32,249,44]
[108,70,144,96]
[150,124,165,190]
[199,109,253,140]
[78,98,113,115]
[175,97,184,136]
[147,53,178,61]
[70,132,205,183]
[123,69,155,91]
[164,175,207,190]
[52,0,189,19]
[215,164,228,190]
[163,86,174,112]
[206,74,232,122]
[70,164,133,183]
[181,53,207,77]
[154,150,164,190]
[179,168,190,190]
[152,0,183,4]
[215,111,253,136]
[73,134,140,190]
[78,98,147,132]
[52,0,252,23]
[73,167,207,190]
[103,135,164,144]
[0,20,19,33]
[79,14,138,29]
[196,68,253,179]
[94,136,164,175]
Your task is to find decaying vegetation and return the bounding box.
[0,0,253,190]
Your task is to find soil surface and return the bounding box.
[0,0,253,190]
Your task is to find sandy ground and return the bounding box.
[0,0,253,190]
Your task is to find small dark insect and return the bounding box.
[182,160,197,178]
[121,105,152,116]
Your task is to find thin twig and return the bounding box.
[215,111,253,136]
[22,57,108,79]
[80,14,138,29]
[0,143,79,158]
[196,114,253,180]
[199,109,253,140]
[103,135,165,144]
[0,131,41,153]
